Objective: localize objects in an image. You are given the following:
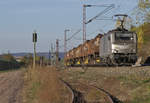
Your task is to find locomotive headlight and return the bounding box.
[131,37,134,40]
[113,50,117,53]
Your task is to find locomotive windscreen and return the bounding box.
[115,33,133,42]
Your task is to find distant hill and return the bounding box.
[11,52,65,59]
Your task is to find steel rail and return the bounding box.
[60,79,121,103]
[59,79,75,103]
[76,82,122,103]
[92,86,115,103]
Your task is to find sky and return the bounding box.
[0,0,138,54]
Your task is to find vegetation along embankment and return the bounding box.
[0,53,21,71]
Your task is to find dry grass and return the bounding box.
[23,66,71,103]
[23,66,150,103]
[59,66,150,103]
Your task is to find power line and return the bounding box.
[86,4,115,24]
[66,29,81,41]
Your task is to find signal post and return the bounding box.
[33,31,37,69]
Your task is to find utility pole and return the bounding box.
[56,39,59,65]
[64,29,70,66]
[83,5,87,43]
[83,5,92,43]
[32,31,37,69]
[49,49,51,65]
[64,29,70,57]
[82,4,114,68]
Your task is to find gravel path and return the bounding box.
[0,70,24,103]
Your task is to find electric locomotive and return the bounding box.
[100,14,137,65]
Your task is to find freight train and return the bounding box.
[65,15,138,66]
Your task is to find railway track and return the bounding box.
[60,79,122,103]
[60,79,86,103]
[89,85,122,103]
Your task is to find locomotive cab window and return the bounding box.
[108,36,110,40]
[115,32,134,42]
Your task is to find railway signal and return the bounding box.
[32,30,37,69]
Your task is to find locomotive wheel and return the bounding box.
[107,58,113,66]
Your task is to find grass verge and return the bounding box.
[23,66,71,103]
